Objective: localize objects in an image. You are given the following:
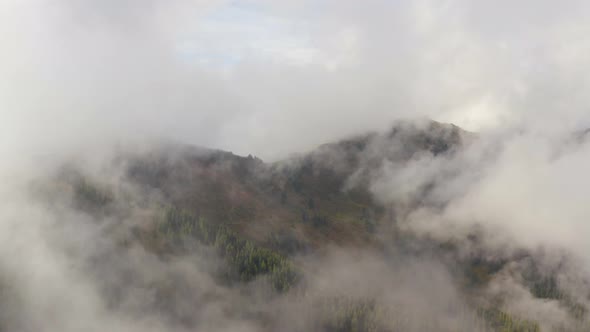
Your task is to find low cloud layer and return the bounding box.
[2,1,590,331]
[3,0,590,160]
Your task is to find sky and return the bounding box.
[2,0,590,161]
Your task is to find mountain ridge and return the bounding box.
[32,118,588,331]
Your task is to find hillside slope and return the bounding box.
[28,119,589,332]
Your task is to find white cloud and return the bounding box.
[2,0,590,161]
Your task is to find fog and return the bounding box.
[2,0,590,331]
[3,0,590,160]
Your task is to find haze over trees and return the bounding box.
[3,1,590,331]
[2,120,582,331]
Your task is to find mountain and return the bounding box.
[119,120,469,248]
[27,119,587,332]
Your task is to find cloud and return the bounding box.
[2,0,590,161]
[2,1,590,330]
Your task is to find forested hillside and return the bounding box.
[15,120,588,331]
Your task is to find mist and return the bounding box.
[3,0,590,160]
[3,0,590,331]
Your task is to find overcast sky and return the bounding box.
[2,0,590,160]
